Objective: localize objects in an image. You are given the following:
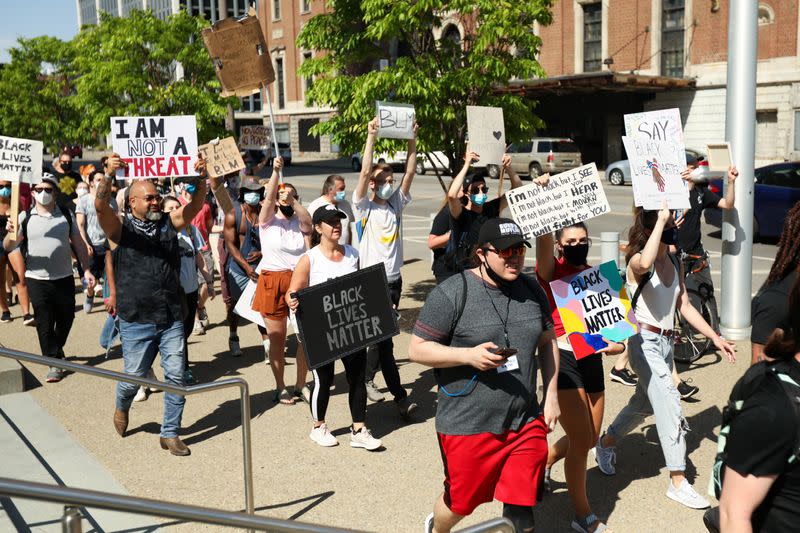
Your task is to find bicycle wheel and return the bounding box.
[673,291,714,364]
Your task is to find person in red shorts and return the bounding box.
[410,218,560,533]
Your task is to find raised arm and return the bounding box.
[498,153,524,212]
[629,203,670,277]
[717,166,738,210]
[447,151,479,220]
[399,123,419,197]
[170,156,208,232]
[354,118,379,204]
[209,170,234,217]
[291,195,312,235]
[95,155,124,249]
[259,157,283,226]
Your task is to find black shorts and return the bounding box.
[557,349,605,393]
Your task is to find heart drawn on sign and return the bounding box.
[492,131,502,140]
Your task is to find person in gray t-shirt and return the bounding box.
[410,218,559,533]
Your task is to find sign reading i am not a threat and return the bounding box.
[0,136,43,183]
[294,263,399,370]
[504,163,610,238]
[199,137,246,178]
[376,101,416,139]
[550,261,639,360]
[110,116,199,180]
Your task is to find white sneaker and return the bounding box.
[594,435,616,475]
[133,386,148,402]
[423,512,434,533]
[193,320,205,336]
[309,424,338,447]
[262,339,270,364]
[666,479,710,509]
[350,426,382,451]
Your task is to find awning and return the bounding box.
[498,71,696,96]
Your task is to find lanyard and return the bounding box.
[482,278,512,348]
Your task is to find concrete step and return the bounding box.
[0,356,23,396]
[0,392,160,532]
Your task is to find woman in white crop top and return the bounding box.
[595,204,736,510]
[285,204,382,451]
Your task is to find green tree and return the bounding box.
[298,0,553,174]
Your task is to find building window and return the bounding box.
[303,52,313,95]
[583,2,602,72]
[758,4,775,25]
[301,0,310,14]
[241,91,262,113]
[272,0,281,20]
[98,0,117,15]
[275,57,285,109]
[756,110,778,159]
[227,0,249,18]
[661,0,685,77]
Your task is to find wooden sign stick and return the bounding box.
[8,183,20,242]
[496,167,506,199]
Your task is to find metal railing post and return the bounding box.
[238,380,254,521]
[61,506,83,533]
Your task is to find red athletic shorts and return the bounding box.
[437,417,548,516]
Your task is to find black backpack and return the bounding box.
[19,202,76,264]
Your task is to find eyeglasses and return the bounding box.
[33,186,54,193]
[470,186,489,194]
[485,245,526,258]
[134,194,162,203]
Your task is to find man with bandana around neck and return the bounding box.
[95,153,219,456]
[352,117,419,418]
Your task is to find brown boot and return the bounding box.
[159,436,191,456]
[113,409,128,437]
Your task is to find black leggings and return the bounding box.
[182,291,198,366]
[311,350,367,424]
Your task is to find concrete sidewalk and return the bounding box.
[0,258,746,532]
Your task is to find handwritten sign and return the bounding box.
[201,11,275,97]
[622,136,689,210]
[550,261,639,359]
[504,163,610,238]
[0,136,43,184]
[624,108,683,143]
[110,115,198,180]
[376,101,416,139]
[466,106,505,166]
[239,125,271,150]
[199,137,246,178]
[294,264,398,370]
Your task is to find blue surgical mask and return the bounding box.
[376,182,394,200]
[470,193,488,206]
[243,192,261,206]
[0,186,10,198]
[334,190,346,202]
[185,183,197,195]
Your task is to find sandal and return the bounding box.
[293,385,311,404]
[273,388,295,405]
[571,513,610,533]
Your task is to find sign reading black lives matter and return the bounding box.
[0,135,43,183]
[294,264,399,370]
[504,163,610,238]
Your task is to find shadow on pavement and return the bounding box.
[182,389,275,446]
[405,279,437,304]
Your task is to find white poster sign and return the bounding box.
[376,101,416,139]
[239,125,271,150]
[233,280,265,328]
[622,136,690,210]
[466,106,505,166]
[0,136,43,183]
[110,115,198,180]
[504,163,611,238]
[624,108,684,143]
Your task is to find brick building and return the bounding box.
[506,0,799,167]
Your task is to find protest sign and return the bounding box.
[294,264,398,370]
[201,11,275,97]
[622,136,689,210]
[199,137,246,178]
[234,280,266,328]
[466,106,505,166]
[550,261,639,359]
[239,125,271,150]
[504,163,611,238]
[707,143,732,172]
[0,136,43,184]
[624,108,684,143]
[110,115,198,180]
[376,101,416,139]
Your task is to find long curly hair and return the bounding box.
[766,201,800,286]
[764,275,800,360]
[625,207,660,265]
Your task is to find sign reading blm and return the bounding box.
[199,137,245,178]
[504,163,610,238]
[376,101,416,139]
[294,264,399,370]
[110,115,199,180]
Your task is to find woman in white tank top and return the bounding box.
[285,204,382,451]
[595,203,736,510]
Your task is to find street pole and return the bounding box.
[720,1,758,340]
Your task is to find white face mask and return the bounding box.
[376,182,394,200]
[76,188,89,197]
[243,192,261,206]
[34,190,54,205]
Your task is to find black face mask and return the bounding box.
[660,227,678,245]
[278,204,295,218]
[481,257,512,292]
[562,243,589,266]
[61,161,72,171]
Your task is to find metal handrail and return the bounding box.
[0,477,358,532]
[0,346,254,520]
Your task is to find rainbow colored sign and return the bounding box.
[549,261,639,359]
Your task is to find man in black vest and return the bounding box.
[95,154,215,456]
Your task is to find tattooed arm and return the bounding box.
[95,154,124,250]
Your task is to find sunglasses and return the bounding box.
[33,186,54,193]
[135,194,162,203]
[470,186,489,194]
[486,245,526,258]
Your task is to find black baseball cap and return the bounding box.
[312,204,347,225]
[478,218,530,250]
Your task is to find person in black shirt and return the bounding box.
[428,205,451,283]
[52,150,82,202]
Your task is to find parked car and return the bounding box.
[704,161,800,240]
[265,142,292,166]
[485,138,582,179]
[350,151,407,172]
[604,148,722,186]
[415,151,451,175]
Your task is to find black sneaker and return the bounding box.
[609,367,637,386]
[678,379,699,400]
[23,314,35,326]
[0,311,11,323]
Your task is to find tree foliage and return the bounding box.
[0,10,235,151]
[298,0,553,173]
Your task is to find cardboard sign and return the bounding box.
[376,101,416,139]
[294,264,398,370]
[622,136,689,210]
[239,125,271,150]
[707,143,732,172]
[550,261,639,359]
[0,136,43,183]
[466,106,505,166]
[110,115,198,180]
[624,108,684,143]
[199,137,246,178]
[234,280,266,328]
[201,12,275,97]
[504,163,611,238]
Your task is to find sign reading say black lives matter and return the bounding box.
[110,115,198,180]
[294,264,399,370]
[505,163,610,238]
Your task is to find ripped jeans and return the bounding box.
[608,329,687,471]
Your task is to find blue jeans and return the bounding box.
[116,319,186,438]
[608,329,688,471]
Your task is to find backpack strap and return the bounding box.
[446,271,468,345]
[629,252,680,312]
